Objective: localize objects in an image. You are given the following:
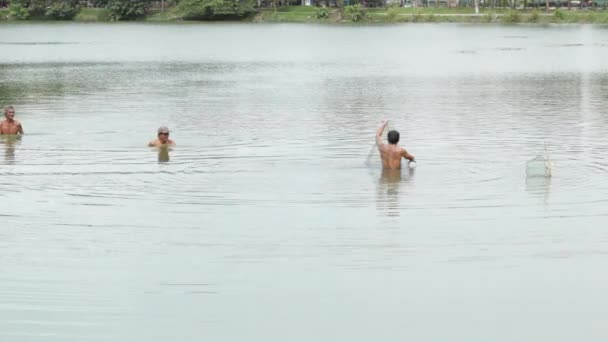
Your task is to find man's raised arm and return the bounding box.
[376,120,388,147]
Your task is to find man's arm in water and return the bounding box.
[17,121,23,134]
[376,120,388,148]
[401,149,415,161]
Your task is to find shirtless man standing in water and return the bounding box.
[0,106,24,135]
[376,120,414,170]
[148,126,175,147]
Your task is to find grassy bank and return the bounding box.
[255,6,608,23]
[2,6,608,24]
[253,6,320,22]
[73,8,111,22]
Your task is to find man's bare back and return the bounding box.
[376,120,414,170]
[1,106,23,135]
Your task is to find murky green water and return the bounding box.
[1,23,608,341]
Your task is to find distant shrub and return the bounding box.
[23,0,47,17]
[584,13,596,23]
[343,4,366,22]
[176,0,256,20]
[107,0,150,21]
[411,10,423,22]
[8,3,29,19]
[74,8,111,21]
[366,0,384,7]
[483,12,495,23]
[45,1,80,20]
[90,0,110,6]
[599,13,608,23]
[386,6,399,21]
[316,7,329,19]
[502,10,520,23]
[529,10,540,23]
[554,8,565,20]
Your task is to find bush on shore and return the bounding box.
[107,0,151,21]
[8,3,29,19]
[176,0,256,20]
[45,1,80,20]
[6,0,79,20]
[502,10,520,23]
[343,4,366,22]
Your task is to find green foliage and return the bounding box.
[343,4,365,21]
[8,0,79,20]
[21,0,47,17]
[365,0,384,7]
[529,10,539,23]
[411,10,423,22]
[45,1,80,20]
[599,12,608,23]
[483,12,495,23]
[74,8,111,21]
[554,8,565,20]
[386,6,399,20]
[90,0,110,6]
[8,3,29,19]
[502,10,520,23]
[107,0,151,21]
[315,7,329,19]
[176,0,256,20]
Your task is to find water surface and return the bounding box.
[1,23,608,342]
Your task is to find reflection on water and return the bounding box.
[376,168,415,217]
[1,23,608,342]
[157,146,170,163]
[0,135,21,163]
[526,175,552,205]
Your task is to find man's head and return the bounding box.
[4,105,15,121]
[157,126,170,143]
[387,130,400,145]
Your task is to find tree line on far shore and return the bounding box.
[1,0,606,21]
[0,0,259,20]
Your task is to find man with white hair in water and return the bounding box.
[0,105,24,135]
[376,120,414,170]
[148,126,175,147]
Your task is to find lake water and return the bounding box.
[1,22,608,341]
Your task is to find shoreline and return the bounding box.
[2,7,608,24]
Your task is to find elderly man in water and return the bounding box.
[0,105,24,135]
[376,120,415,170]
[148,126,175,147]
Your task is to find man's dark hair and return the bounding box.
[387,130,400,145]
